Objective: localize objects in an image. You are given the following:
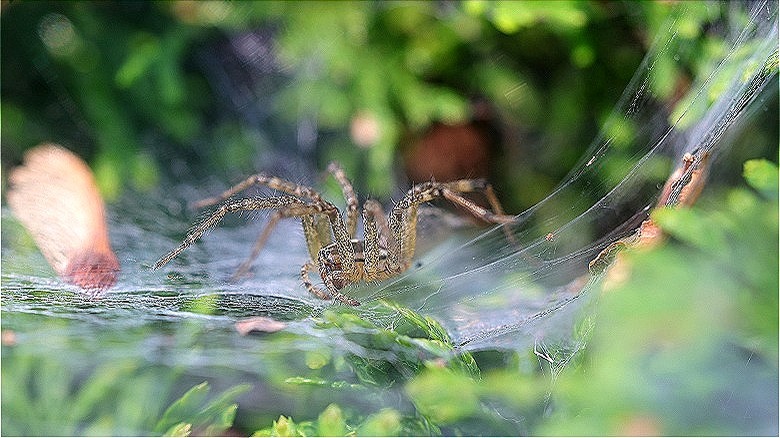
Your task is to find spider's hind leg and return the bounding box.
[388,180,518,271]
[439,180,515,225]
[441,180,518,246]
[230,210,284,281]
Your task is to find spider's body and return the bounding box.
[314,239,394,300]
[153,163,514,306]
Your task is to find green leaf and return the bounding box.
[743,158,778,199]
[271,415,298,437]
[69,361,138,424]
[406,368,480,424]
[284,376,329,387]
[357,409,402,437]
[191,384,251,430]
[383,300,452,344]
[154,382,250,435]
[163,422,192,437]
[651,207,726,252]
[182,294,220,315]
[202,404,238,436]
[317,404,347,437]
[115,35,160,88]
[154,382,210,434]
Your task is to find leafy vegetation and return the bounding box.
[6,160,776,435]
[6,1,762,206]
[1,353,247,436]
[1,1,777,436]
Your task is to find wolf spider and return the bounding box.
[153,162,515,306]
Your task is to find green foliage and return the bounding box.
[2,0,704,205]
[316,404,348,437]
[0,360,247,436]
[307,302,479,388]
[357,408,403,437]
[2,157,777,435]
[405,366,547,434]
[743,158,779,200]
[537,160,779,436]
[1,319,249,436]
[252,415,306,437]
[251,404,440,437]
[1,354,175,436]
[155,381,252,436]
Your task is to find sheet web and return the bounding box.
[360,0,779,355]
[2,0,777,394]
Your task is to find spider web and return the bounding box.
[358,0,779,357]
[2,0,777,412]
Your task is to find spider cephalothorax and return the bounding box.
[153,162,515,306]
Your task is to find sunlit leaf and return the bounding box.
[743,158,778,199]
[316,404,347,437]
[357,408,402,437]
[154,382,211,435]
[406,368,480,424]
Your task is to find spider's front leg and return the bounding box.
[326,162,359,238]
[362,199,396,280]
[301,200,389,307]
[190,173,328,210]
[388,180,516,271]
[305,207,360,306]
[153,196,322,270]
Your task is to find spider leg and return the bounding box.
[231,210,284,281]
[153,196,321,270]
[365,199,394,250]
[481,183,518,246]
[233,208,337,281]
[302,259,361,306]
[362,200,380,278]
[301,214,332,261]
[440,189,510,223]
[186,170,356,279]
[301,261,331,300]
[389,180,516,271]
[192,173,329,210]
[439,180,516,224]
[327,162,359,238]
[314,251,362,306]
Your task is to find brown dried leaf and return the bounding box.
[7,144,119,295]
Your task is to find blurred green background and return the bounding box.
[4,1,776,206]
[9,0,775,206]
[1,1,777,436]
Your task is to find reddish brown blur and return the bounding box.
[403,101,500,184]
[404,122,493,183]
[7,144,119,294]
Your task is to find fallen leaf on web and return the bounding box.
[235,316,288,335]
[7,143,120,296]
